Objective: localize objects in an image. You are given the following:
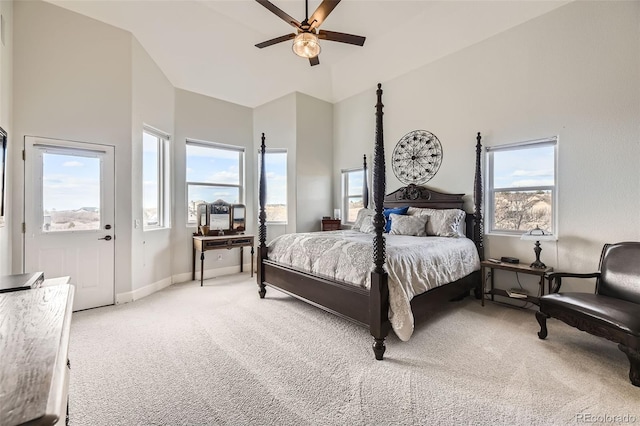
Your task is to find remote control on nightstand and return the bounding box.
[488,258,501,264]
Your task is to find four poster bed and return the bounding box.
[257,84,485,360]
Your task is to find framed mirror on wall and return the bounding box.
[0,127,7,226]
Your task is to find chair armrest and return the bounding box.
[546,272,600,293]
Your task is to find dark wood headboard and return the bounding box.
[383,184,464,210]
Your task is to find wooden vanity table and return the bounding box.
[192,234,255,286]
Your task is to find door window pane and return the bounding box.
[42,153,101,231]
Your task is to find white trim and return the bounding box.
[172,264,254,285]
[142,124,171,141]
[186,138,245,153]
[485,136,557,152]
[115,277,172,304]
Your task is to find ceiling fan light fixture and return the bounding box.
[292,32,321,58]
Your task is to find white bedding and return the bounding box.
[267,230,481,341]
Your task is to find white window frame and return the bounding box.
[342,167,366,225]
[486,136,558,236]
[186,139,245,226]
[142,126,170,230]
[260,148,288,225]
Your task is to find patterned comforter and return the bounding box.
[267,230,480,341]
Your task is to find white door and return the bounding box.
[24,137,115,311]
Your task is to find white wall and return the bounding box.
[333,1,640,294]
[172,89,254,280]
[12,0,134,297]
[129,37,175,299]
[295,93,333,232]
[0,0,12,276]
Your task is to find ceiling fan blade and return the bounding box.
[255,0,301,29]
[255,33,296,49]
[309,56,320,66]
[308,0,341,31]
[318,30,366,46]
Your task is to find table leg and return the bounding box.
[481,266,485,307]
[200,252,205,286]
[490,267,495,302]
[251,246,254,278]
[192,247,196,281]
[240,246,244,273]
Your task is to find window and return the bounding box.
[342,168,365,224]
[260,149,287,223]
[186,140,244,225]
[143,127,170,229]
[487,137,557,235]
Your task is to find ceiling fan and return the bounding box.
[255,0,366,66]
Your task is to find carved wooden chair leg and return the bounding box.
[373,338,386,360]
[536,311,549,339]
[618,344,640,387]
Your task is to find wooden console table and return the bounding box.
[0,284,75,425]
[481,260,552,306]
[192,234,255,286]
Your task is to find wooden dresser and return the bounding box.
[0,284,75,426]
[321,219,341,231]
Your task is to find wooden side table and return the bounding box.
[481,260,553,306]
[321,219,341,231]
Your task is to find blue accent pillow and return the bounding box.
[382,206,409,233]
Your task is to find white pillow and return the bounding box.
[352,208,375,231]
[407,207,466,237]
[389,213,428,237]
[359,215,376,234]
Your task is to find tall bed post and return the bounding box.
[363,155,369,209]
[257,133,267,298]
[473,132,484,261]
[370,83,390,360]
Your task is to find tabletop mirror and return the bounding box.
[231,204,246,233]
[196,201,245,235]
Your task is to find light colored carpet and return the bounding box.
[69,274,640,425]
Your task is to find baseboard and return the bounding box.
[116,264,254,305]
[116,276,172,304]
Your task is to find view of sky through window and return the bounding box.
[264,152,287,205]
[43,153,100,211]
[493,145,554,188]
[142,132,159,219]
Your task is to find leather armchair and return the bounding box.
[536,242,640,387]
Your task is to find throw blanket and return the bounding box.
[267,230,480,341]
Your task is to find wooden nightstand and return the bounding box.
[481,260,553,306]
[321,219,341,231]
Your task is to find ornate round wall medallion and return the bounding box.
[391,130,443,185]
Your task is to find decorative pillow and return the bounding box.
[359,216,376,234]
[382,206,409,233]
[407,207,466,237]
[389,213,428,236]
[352,208,375,231]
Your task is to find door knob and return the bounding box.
[98,235,112,241]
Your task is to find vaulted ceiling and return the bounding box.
[46,1,569,108]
